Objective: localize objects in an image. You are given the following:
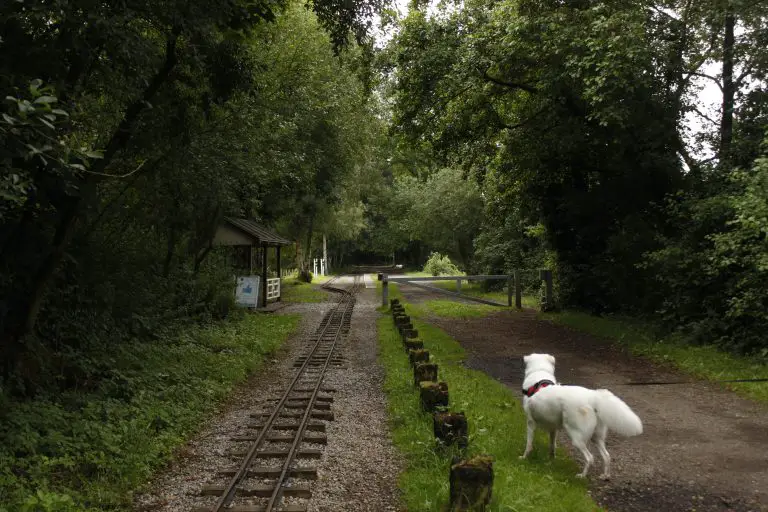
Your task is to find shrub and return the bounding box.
[297,269,313,283]
[423,252,460,276]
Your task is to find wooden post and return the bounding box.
[414,361,437,385]
[507,275,512,307]
[408,349,430,366]
[420,381,448,411]
[261,243,268,307]
[514,270,522,309]
[382,274,389,307]
[540,269,553,312]
[276,246,281,302]
[449,456,494,511]
[433,411,468,448]
[402,328,419,342]
[404,338,424,352]
[456,278,462,292]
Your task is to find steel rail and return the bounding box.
[264,276,361,510]
[211,277,356,511]
[211,274,360,512]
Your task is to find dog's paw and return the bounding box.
[598,473,611,481]
[576,473,587,479]
[519,455,528,460]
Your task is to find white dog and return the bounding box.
[519,353,643,479]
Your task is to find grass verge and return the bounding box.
[0,313,300,511]
[378,307,601,511]
[544,311,768,403]
[378,279,536,319]
[281,276,330,303]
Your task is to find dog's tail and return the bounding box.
[593,389,643,437]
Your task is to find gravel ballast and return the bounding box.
[135,281,402,512]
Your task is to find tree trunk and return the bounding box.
[2,32,180,347]
[163,228,177,277]
[720,9,735,167]
[323,233,328,274]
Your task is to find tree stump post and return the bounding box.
[408,348,430,366]
[413,361,437,385]
[449,456,494,511]
[394,317,410,329]
[397,321,413,333]
[404,339,424,352]
[433,411,468,448]
[419,381,448,411]
[401,328,418,342]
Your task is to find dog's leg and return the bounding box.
[548,430,557,459]
[594,424,611,480]
[565,425,593,478]
[520,418,536,459]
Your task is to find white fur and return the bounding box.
[520,353,643,479]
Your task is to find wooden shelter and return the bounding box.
[212,217,293,307]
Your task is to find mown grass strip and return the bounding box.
[544,311,768,403]
[0,313,300,511]
[378,306,601,512]
[281,276,330,303]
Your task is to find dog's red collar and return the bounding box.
[522,379,555,397]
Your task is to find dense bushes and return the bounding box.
[423,252,461,276]
[385,0,768,356]
[0,1,383,392]
[0,313,299,511]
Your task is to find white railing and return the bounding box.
[266,278,281,301]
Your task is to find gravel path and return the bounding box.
[134,282,402,512]
[308,280,402,512]
[397,286,768,512]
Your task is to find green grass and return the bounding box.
[416,299,508,319]
[378,278,537,319]
[280,276,330,303]
[545,311,768,403]
[430,280,539,309]
[378,307,602,512]
[0,313,300,511]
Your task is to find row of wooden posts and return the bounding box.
[390,298,494,512]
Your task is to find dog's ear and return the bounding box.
[547,354,556,365]
[523,354,531,363]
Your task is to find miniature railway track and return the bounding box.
[196,274,362,512]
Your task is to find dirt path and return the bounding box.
[399,285,768,512]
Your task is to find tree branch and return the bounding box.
[685,71,724,92]
[481,67,538,95]
[692,106,719,126]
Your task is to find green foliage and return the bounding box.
[643,141,768,354]
[423,252,461,276]
[380,0,768,357]
[377,309,601,511]
[0,0,385,391]
[0,313,299,510]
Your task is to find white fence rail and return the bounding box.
[266,277,281,301]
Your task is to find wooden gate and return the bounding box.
[380,271,553,311]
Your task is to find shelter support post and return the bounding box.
[261,243,268,308]
[276,246,281,302]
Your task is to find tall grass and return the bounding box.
[0,313,300,510]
